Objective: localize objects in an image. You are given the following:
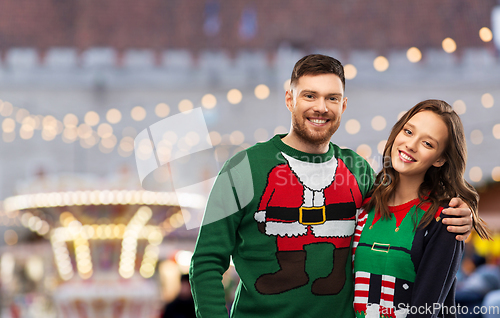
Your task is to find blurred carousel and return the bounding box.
[3,173,204,318]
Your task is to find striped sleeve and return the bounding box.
[352,208,368,265]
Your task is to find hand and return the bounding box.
[442,197,472,241]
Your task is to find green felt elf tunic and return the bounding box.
[352,198,464,318]
[190,134,374,318]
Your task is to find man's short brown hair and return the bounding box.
[290,54,345,90]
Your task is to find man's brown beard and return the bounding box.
[291,113,341,146]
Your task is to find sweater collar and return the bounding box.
[271,134,334,163]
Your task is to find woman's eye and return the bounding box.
[404,129,412,135]
[424,141,433,148]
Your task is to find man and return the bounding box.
[190,54,472,317]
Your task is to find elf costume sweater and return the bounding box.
[190,134,374,318]
[352,198,464,318]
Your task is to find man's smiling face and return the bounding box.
[286,73,347,146]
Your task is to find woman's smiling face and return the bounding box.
[391,110,449,179]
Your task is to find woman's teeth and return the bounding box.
[400,151,415,162]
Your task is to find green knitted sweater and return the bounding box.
[190,134,374,317]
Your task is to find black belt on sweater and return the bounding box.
[266,202,356,225]
[357,242,411,254]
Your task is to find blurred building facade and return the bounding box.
[0,0,497,54]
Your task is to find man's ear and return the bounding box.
[433,156,446,168]
[341,97,348,114]
[285,90,294,112]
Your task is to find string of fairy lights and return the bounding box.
[1,36,499,185]
[0,29,496,170]
[0,33,497,184]
[0,82,286,157]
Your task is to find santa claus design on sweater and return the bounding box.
[254,152,363,295]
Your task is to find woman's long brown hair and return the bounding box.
[364,99,491,239]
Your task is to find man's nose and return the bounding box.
[313,99,328,113]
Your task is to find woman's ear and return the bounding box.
[433,157,446,168]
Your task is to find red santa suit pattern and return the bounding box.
[254,152,363,251]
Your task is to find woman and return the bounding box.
[352,100,490,318]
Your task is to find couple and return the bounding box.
[190,54,489,317]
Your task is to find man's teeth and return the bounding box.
[310,119,327,124]
[400,152,414,161]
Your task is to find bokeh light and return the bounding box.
[442,37,457,53]
[479,27,493,42]
[155,103,170,117]
[84,111,100,126]
[345,119,361,134]
[178,99,193,113]
[208,131,221,146]
[481,93,494,108]
[97,123,113,138]
[470,130,483,145]
[0,102,13,117]
[4,230,18,245]
[2,118,16,133]
[230,131,245,145]
[254,85,270,100]
[20,125,34,140]
[371,116,386,131]
[63,127,78,143]
[106,108,122,124]
[344,64,357,80]
[492,167,500,182]
[201,94,217,109]
[406,47,422,63]
[64,114,79,128]
[227,89,243,104]
[131,106,147,121]
[453,100,466,115]
[373,56,389,72]
[77,123,93,139]
[356,144,372,160]
[492,124,500,139]
[469,166,482,183]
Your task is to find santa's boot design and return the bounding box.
[255,250,309,294]
[311,247,349,295]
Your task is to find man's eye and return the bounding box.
[329,97,338,101]
[305,94,314,99]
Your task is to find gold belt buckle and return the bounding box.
[371,242,390,253]
[299,206,326,225]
